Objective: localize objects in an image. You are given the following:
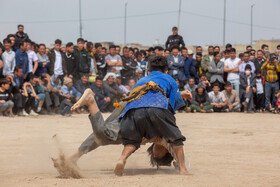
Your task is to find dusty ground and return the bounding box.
[0,113,280,187]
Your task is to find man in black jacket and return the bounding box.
[74,38,91,79]
[165,27,185,50]
[121,47,137,85]
[65,42,78,82]
[14,25,29,51]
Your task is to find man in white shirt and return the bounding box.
[224,48,242,94]
[208,83,229,112]
[105,45,122,76]
[1,38,15,76]
[26,39,38,75]
[239,52,255,74]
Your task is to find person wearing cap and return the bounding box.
[240,64,256,113]
[187,49,194,60]
[222,81,241,112]
[60,77,81,115]
[261,53,280,111]
[165,26,185,50]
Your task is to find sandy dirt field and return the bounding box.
[0,113,280,187]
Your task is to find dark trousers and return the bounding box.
[240,88,254,111]
[213,105,229,112]
[12,93,23,113]
[255,93,265,110]
[95,96,110,112]
[45,92,60,112]
[22,95,36,113]
[59,98,73,115]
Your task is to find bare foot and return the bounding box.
[71,89,95,111]
[201,110,206,113]
[114,160,125,176]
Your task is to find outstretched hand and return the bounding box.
[181,90,192,101]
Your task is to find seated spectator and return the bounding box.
[41,74,62,114]
[190,82,213,113]
[21,82,38,116]
[200,74,212,92]
[125,78,136,93]
[30,75,45,114]
[255,70,265,112]
[269,90,279,113]
[222,81,241,112]
[184,77,197,92]
[75,74,90,94]
[116,76,129,95]
[208,52,224,89]
[60,77,81,116]
[36,44,50,77]
[208,83,229,112]
[274,92,280,113]
[240,64,256,113]
[5,75,22,116]
[0,78,14,117]
[91,76,111,112]
[103,73,126,112]
[2,38,16,77]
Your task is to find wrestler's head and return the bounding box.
[147,144,174,168]
[148,56,168,74]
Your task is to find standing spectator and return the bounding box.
[115,45,121,55]
[181,47,195,83]
[224,48,241,94]
[74,38,91,79]
[164,49,171,57]
[165,26,185,49]
[221,50,230,63]
[255,70,265,112]
[193,53,203,77]
[201,46,214,80]
[15,41,29,79]
[208,52,224,89]
[208,83,229,112]
[2,38,16,76]
[261,53,280,111]
[26,39,38,78]
[101,47,107,56]
[121,47,137,85]
[48,39,67,82]
[154,46,164,57]
[7,34,16,52]
[240,64,256,113]
[184,77,197,92]
[75,74,90,94]
[261,44,269,53]
[0,78,14,117]
[105,45,122,76]
[65,42,78,81]
[91,76,111,112]
[135,52,146,76]
[253,50,266,73]
[193,46,203,60]
[86,42,97,75]
[190,83,213,113]
[239,52,255,73]
[14,25,29,50]
[167,45,185,84]
[95,43,106,77]
[222,81,241,112]
[36,44,50,77]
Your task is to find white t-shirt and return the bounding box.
[54,50,63,75]
[256,78,264,94]
[27,50,39,73]
[224,57,241,81]
[208,91,226,104]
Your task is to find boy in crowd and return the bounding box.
[222,81,240,112]
[2,38,16,77]
[208,83,229,112]
[255,70,265,112]
[190,83,213,113]
[0,78,14,117]
[36,44,50,77]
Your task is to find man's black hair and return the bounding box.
[95,76,103,81]
[171,45,180,51]
[148,47,154,52]
[55,39,62,45]
[0,78,10,87]
[181,47,188,51]
[208,45,214,49]
[277,44,280,49]
[140,50,146,56]
[147,144,174,168]
[109,45,116,49]
[255,69,261,75]
[230,48,236,53]
[25,39,32,44]
[213,52,220,57]
[14,65,22,72]
[196,46,202,49]
[102,47,107,50]
[77,38,85,43]
[17,24,24,28]
[95,43,102,48]
[38,43,46,48]
[246,45,252,49]
[86,42,93,49]
[19,41,26,48]
[3,38,11,44]
[214,46,220,49]
[154,46,164,51]
[7,34,15,39]
[244,52,250,56]
[66,42,74,48]
[224,81,232,87]
[172,26,178,31]
[196,53,202,57]
[245,64,252,70]
[148,56,168,73]
[212,83,220,88]
[30,74,39,80]
[164,49,170,52]
[135,51,141,57]
[226,43,232,48]
[261,44,268,49]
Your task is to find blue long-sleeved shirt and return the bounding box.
[15,49,29,75]
[61,86,81,98]
[183,57,195,81]
[121,71,178,117]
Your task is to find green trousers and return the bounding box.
[190,104,213,112]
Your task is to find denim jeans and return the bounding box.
[228,79,240,95]
[264,82,279,110]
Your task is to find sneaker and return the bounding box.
[248,110,254,114]
[242,101,248,108]
[29,110,39,116]
[192,109,197,113]
[223,109,229,112]
[206,109,214,113]
[22,110,29,116]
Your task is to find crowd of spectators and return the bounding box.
[0,25,280,117]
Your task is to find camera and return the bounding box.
[269,53,277,62]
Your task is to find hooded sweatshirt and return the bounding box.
[191,83,211,106]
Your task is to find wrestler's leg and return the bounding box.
[114,145,136,176]
[71,88,99,115]
[173,145,188,175]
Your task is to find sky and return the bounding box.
[0,0,280,47]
